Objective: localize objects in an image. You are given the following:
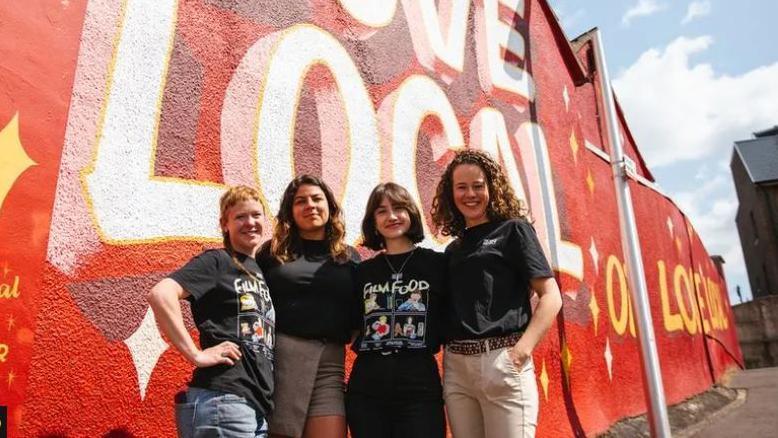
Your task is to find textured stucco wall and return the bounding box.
[0,0,742,436]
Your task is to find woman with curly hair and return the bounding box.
[257,175,359,438]
[431,149,562,438]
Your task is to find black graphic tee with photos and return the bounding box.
[352,247,446,354]
[170,249,275,415]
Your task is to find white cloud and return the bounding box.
[682,0,711,24]
[611,35,778,302]
[612,35,778,168]
[621,0,667,26]
[671,172,749,298]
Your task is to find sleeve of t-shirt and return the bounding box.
[511,220,554,279]
[432,250,450,344]
[348,248,364,331]
[347,246,362,264]
[255,241,275,271]
[168,250,222,301]
[350,266,365,331]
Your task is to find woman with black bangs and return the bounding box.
[346,182,446,438]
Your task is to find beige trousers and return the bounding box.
[443,347,539,438]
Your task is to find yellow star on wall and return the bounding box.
[0,113,37,210]
[586,169,595,195]
[561,342,573,382]
[539,359,550,400]
[569,130,579,164]
[589,292,600,336]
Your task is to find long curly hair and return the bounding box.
[270,174,350,264]
[431,149,527,237]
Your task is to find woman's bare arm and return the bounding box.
[147,278,241,367]
[510,276,562,367]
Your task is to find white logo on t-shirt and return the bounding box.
[482,238,501,247]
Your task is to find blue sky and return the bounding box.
[547,0,778,303]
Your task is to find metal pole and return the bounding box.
[591,28,672,437]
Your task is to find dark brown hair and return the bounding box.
[431,149,527,237]
[361,182,425,251]
[270,174,350,263]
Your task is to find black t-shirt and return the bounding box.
[352,247,447,354]
[258,239,359,343]
[169,249,275,415]
[445,218,553,340]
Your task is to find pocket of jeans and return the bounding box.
[506,348,535,373]
[216,392,247,403]
[501,348,522,376]
[174,401,196,438]
[216,400,258,436]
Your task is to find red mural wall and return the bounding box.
[0,0,742,436]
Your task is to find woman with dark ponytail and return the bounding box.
[148,185,275,437]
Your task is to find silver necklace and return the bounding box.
[384,247,416,281]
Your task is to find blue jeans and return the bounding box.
[175,387,268,438]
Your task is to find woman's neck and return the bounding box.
[298,227,326,240]
[299,229,326,240]
[384,236,414,255]
[465,216,489,229]
[230,244,257,258]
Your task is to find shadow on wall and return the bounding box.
[733,295,778,368]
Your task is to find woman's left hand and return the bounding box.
[508,342,532,369]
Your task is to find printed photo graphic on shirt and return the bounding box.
[393,315,426,342]
[239,293,258,312]
[363,291,385,315]
[233,273,275,358]
[233,275,271,305]
[396,290,426,312]
[238,313,275,355]
[361,313,428,350]
[363,278,430,313]
[365,314,391,341]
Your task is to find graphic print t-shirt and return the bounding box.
[352,247,446,354]
[170,249,275,415]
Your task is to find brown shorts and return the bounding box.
[268,333,346,437]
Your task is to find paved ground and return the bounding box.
[599,366,778,437]
[691,367,778,437]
